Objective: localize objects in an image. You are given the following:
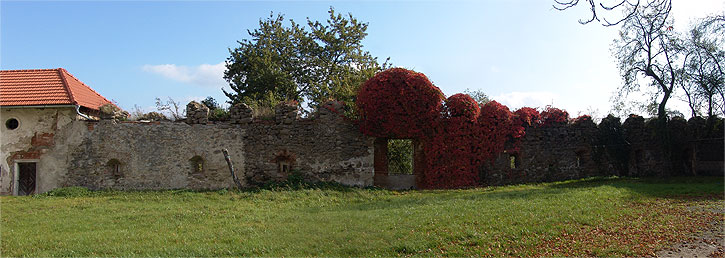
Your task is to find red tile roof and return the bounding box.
[0,68,113,110]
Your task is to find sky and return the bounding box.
[2,0,723,118]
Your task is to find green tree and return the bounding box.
[607,1,681,174]
[556,0,681,119]
[224,13,308,108]
[201,96,220,110]
[224,8,389,110]
[463,88,491,105]
[201,96,230,121]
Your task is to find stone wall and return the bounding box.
[479,116,723,186]
[2,101,721,194]
[64,121,245,190]
[60,100,374,191]
[482,121,602,186]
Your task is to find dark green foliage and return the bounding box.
[259,171,350,191]
[596,115,630,176]
[208,108,230,121]
[224,8,390,110]
[201,96,220,110]
[388,139,413,174]
[200,97,231,121]
[706,116,724,137]
[40,186,93,197]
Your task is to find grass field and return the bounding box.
[1,176,723,257]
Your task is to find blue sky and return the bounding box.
[2,0,722,118]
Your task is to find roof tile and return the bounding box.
[0,68,113,110]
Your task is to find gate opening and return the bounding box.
[374,138,422,190]
[388,139,413,175]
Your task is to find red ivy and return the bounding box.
[540,106,569,127]
[514,107,541,127]
[446,93,480,121]
[357,68,445,138]
[355,69,571,189]
[421,101,523,189]
[572,115,592,124]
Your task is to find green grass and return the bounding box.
[1,176,723,257]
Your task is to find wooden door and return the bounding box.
[17,162,36,196]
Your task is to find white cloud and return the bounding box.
[492,91,559,110]
[142,62,226,88]
[489,66,501,73]
[184,96,207,103]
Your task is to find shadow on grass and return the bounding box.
[548,176,724,199]
[37,176,723,208]
[334,176,724,212]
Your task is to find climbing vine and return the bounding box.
[357,68,567,189]
[540,106,570,127]
[356,68,445,138]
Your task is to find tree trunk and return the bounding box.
[222,149,244,189]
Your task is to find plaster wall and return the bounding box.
[0,107,77,194]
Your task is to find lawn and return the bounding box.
[1,177,722,257]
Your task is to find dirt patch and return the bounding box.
[655,205,724,258]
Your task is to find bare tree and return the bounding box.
[129,104,146,121]
[679,14,725,117]
[155,97,185,121]
[556,0,723,119]
[553,0,644,26]
[612,0,679,121]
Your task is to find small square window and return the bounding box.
[279,161,291,175]
[509,154,520,169]
[190,156,204,174]
[106,159,122,179]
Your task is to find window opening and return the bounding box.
[5,118,19,130]
[190,156,204,174]
[279,161,291,175]
[509,154,521,169]
[272,150,296,176]
[107,159,122,179]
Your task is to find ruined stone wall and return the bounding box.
[63,121,246,190]
[58,101,374,191]
[482,121,602,186]
[481,116,723,186]
[2,101,720,194]
[228,101,374,187]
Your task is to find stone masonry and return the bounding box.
[186,101,209,124]
[60,100,374,190]
[479,116,723,187]
[2,100,721,194]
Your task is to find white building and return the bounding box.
[0,68,113,195]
